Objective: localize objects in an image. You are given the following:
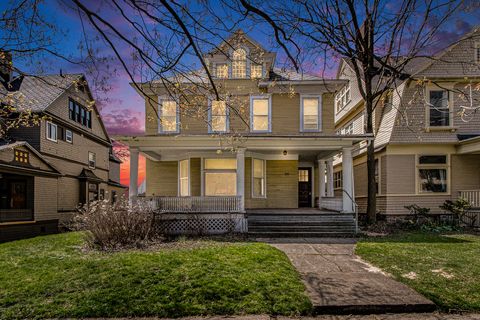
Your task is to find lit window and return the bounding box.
[210,100,228,132]
[251,64,263,78]
[252,159,266,197]
[232,48,247,78]
[418,155,448,193]
[428,90,450,127]
[88,152,96,169]
[46,121,57,142]
[298,169,309,182]
[301,96,321,131]
[335,85,351,112]
[159,100,178,133]
[14,150,29,164]
[179,159,189,196]
[66,129,73,143]
[216,64,228,78]
[250,96,271,132]
[204,158,237,196]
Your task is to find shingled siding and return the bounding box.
[34,176,58,221]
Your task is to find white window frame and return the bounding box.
[46,121,57,142]
[158,97,180,134]
[208,99,229,133]
[252,158,267,198]
[88,151,96,169]
[65,129,73,143]
[215,63,229,78]
[416,154,450,195]
[250,63,263,79]
[203,158,237,197]
[249,94,272,133]
[425,85,453,129]
[335,85,351,113]
[178,159,190,197]
[300,94,322,132]
[343,122,354,135]
[231,48,247,79]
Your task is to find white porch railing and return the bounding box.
[150,196,242,213]
[459,190,480,208]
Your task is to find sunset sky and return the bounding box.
[3,1,479,188]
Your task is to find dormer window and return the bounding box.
[14,149,29,164]
[251,64,263,79]
[232,48,247,78]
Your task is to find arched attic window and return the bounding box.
[232,48,247,78]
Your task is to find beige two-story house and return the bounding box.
[122,30,372,235]
[0,56,125,241]
[333,27,480,218]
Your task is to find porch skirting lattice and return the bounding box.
[154,213,247,235]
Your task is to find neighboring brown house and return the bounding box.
[0,56,125,242]
[333,27,480,218]
[121,30,371,236]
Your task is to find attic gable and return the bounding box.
[0,142,61,175]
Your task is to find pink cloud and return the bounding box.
[101,108,144,136]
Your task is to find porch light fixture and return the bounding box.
[283,150,288,156]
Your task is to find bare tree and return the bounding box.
[230,0,477,223]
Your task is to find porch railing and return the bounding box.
[151,196,242,213]
[319,197,343,212]
[459,190,480,208]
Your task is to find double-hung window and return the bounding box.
[333,171,343,189]
[204,159,237,196]
[159,99,179,133]
[301,95,321,131]
[216,63,228,78]
[88,152,96,169]
[250,95,271,132]
[335,85,351,112]
[209,100,228,133]
[417,155,448,193]
[179,159,190,196]
[46,121,57,142]
[250,64,263,79]
[65,129,73,143]
[427,89,450,127]
[252,158,266,197]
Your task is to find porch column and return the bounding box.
[129,148,139,200]
[318,159,326,200]
[236,148,245,212]
[342,147,354,213]
[326,158,334,197]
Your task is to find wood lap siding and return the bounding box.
[34,176,58,221]
[385,155,416,194]
[145,160,178,196]
[190,158,201,196]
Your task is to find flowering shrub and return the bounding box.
[73,196,156,250]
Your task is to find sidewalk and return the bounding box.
[262,238,436,315]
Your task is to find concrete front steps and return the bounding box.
[247,212,356,237]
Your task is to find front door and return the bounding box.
[298,168,312,207]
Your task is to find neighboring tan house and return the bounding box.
[0,55,125,242]
[122,30,372,236]
[333,27,480,218]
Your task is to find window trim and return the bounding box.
[251,158,267,198]
[249,94,272,133]
[208,99,230,133]
[178,159,190,197]
[425,85,454,129]
[65,129,73,143]
[88,151,96,169]
[415,154,450,195]
[215,63,229,79]
[46,121,58,142]
[300,94,322,132]
[158,97,180,134]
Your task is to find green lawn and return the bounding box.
[356,232,480,312]
[0,232,311,319]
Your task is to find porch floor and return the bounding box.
[246,208,341,215]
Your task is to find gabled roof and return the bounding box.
[0,141,61,175]
[78,168,103,182]
[207,29,269,55]
[2,74,84,111]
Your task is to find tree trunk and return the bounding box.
[365,96,377,224]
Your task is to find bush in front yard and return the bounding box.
[73,197,156,250]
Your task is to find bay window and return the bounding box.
[301,95,321,131]
[427,89,450,127]
[418,155,448,193]
[204,159,237,196]
[252,158,266,197]
[159,100,179,133]
[250,95,271,132]
[209,100,228,133]
[179,159,189,196]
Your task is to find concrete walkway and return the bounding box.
[261,238,436,315]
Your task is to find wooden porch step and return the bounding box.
[248,231,355,238]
